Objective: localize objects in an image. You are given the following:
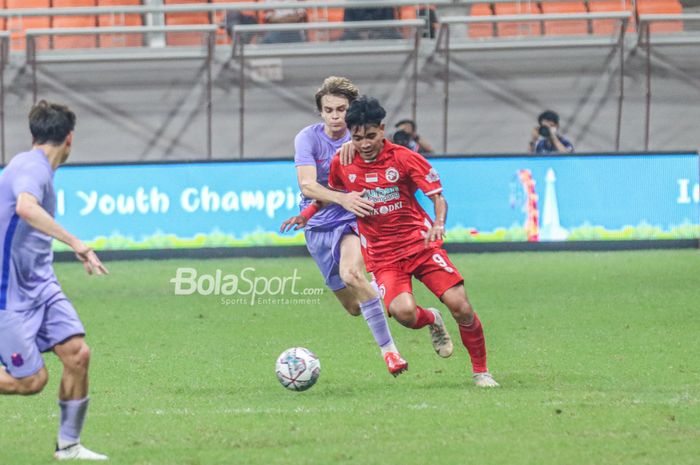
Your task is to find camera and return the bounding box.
[392,129,413,148]
[538,125,551,138]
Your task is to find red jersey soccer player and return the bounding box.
[328,96,499,387]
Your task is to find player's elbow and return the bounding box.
[299,180,315,197]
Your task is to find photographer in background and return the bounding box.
[393,119,434,156]
[529,110,574,154]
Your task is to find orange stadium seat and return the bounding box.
[468,3,494,39]
[494,2,541,37]
[306,6,344,41]
[164,0,211,46]
[97,0,144,47]
[6,0,51,50]
[0,0,5,32]
[540,2,588,36]
[636,0,684,34]
[587,0,635,35]
[51,0,98,49]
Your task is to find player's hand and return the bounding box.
[424,223,445,247]
[339,141,356,166]
[280,214,308,233]
[73,242,109,275]
[340,190,374,217]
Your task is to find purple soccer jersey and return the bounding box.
[0,149,85,377]
[294,123,356,230]
[0,149,61,310]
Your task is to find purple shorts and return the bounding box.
[305,221,359,292]
[0,293,85,378]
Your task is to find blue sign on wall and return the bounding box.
[8,152,697,250]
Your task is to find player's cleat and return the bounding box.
[54,443,108,461]
[427,308,453,358]
[472,372,500,388]
[383,351,408,377]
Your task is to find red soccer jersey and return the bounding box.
[328,140,443,271]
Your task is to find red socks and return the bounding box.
[411,306,436,329]
[458,313,488,373]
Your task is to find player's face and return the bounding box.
[351,124,385,161]
[320,94,349,134]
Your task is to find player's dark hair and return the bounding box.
[314,76,359,112]
[345,96,386,130]
[395,119,416,132]
[29,100,76,146]
[538,110,559,126]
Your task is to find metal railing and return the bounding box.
[26,25,217,158]
[231,18,425,157]
[638,13,700,151]
[435,11,632,153]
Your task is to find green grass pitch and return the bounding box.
[1,249,699,464]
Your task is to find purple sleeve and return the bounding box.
[294,128,317,167]
[11,162,47,202]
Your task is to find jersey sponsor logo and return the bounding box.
[11,353,24,367]
[372,201,403,215]
[349,174,357,183]
[365,173,378,183]
[365,186,400,203]
[385,167,400,183]
[425,168,440,183]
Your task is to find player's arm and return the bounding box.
[424,193,448,246]
[16,193,108,275]
[297,165,373,217]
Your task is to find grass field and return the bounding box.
[1,249,699,465]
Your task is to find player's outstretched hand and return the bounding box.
[339,141,356,166]
[280,214,308,233]
[341,190,374,217]
[74,242,109,275]
[424,223,445,247]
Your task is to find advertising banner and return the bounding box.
[5,153,695,251]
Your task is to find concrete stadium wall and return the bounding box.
[2,40,699,163]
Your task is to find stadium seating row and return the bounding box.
[468,0,684,39]
[0,0,687,50]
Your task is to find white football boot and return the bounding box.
[54,443,108,461]
[427,308,454,358]
[473,372,500,388]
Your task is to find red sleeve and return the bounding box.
[401,150,442,196]
[328,155,346,191]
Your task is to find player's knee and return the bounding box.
[63,341,91,373]
[339,266,364,289]
[390,305,415,327]
[450,300,474,325]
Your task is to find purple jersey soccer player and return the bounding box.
[281,76,407,376]
[0,101,109,461]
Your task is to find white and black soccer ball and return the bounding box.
[275,347,321,392]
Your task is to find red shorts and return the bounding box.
[373,247,464,309]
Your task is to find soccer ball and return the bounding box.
[275,347,321,392]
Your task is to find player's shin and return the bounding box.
[457,312,488,373]
[58,397,89,449]
[359,294,397,355]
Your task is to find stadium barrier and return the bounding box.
[230,18,425,156]
[2,150,691,261]
[637,13,700,151]
[434,11,632,153]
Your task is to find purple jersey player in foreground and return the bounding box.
[281,76,407,376]
[0,101,109,461]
